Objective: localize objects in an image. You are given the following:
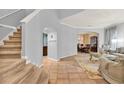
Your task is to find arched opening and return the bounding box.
[77,32,99,54]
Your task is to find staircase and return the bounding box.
[0,28,48,84]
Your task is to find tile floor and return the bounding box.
[43,53,108,84]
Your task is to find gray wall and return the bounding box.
[22,10,42,65]
[39,9,104,60]
[0,9,17,18]
[0,9,34,27]
[0,27,14,41]
[58,24,77,58]
[0,9,105,65]
[39,9,78,59]
[0,10,26,27]
[48,31,58,60]
[22,9,78,64]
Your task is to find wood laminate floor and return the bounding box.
[43,53,108,84]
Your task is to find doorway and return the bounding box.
[43,33,48,56]
[77,32,98,53]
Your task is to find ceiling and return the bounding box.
[61,9,124,28]
[0,9,17,18]
[56,9,83,19]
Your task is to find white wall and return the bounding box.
[58,24,77,58]
[58,26,105,57]
[48,31,58,60]
[20,9,105,65]
[0,27,13,41]
[38,10,105,59]
[0,10,26,27]
[38,10,60,61]
[39,10,78,59]
[0,9,34,27]
[0,9,17,18]
[21,10,42,65]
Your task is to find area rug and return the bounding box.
[75,56,103,79]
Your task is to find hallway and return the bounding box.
[43,54,108,84]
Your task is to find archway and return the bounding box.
[77,32,99,53]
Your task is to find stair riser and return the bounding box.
[9,36,21,38]
[0,54,21,59]
[4,42,21,45]
[13,33,21,36]
[17,30,21,32]
[9,37,21,40]
[17,28,21,31]
[0,48,21,51]
[13,32,21,34]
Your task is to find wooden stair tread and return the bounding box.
[0,51,21,54]
[0,45,21,51]
[4,40,21,42]
[13,32,21,34]
[0,45,21,48]
[9,36,21,38]
[1,63,34,84]
[13,33,21,35]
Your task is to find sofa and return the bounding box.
[99,56,124,84]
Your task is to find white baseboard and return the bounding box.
[38,64,44,68]
[48,57,59,62]
[59,53,77,59]
[22,56,31,64]
[22,56,42,67]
